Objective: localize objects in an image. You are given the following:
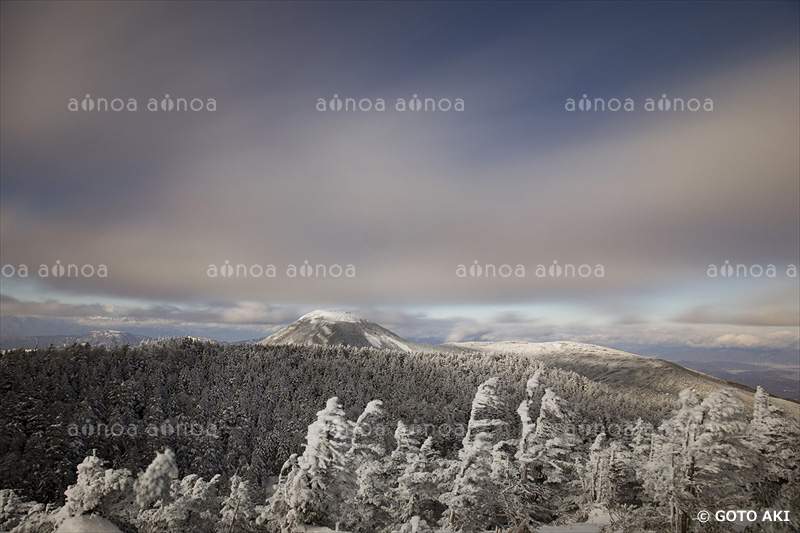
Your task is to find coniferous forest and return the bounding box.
[1,340,798,532]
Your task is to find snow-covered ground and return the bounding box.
[56,515,121,533]
[533,525,602,533]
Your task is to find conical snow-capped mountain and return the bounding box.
[259,310,413,351]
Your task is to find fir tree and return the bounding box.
[441,377,507,532]
[134,448,179,510]
[262,397,356,531]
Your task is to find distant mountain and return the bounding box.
[260,310,415,351]
[0,316,91,336]
[258,311,799,413]
[673,360,799,403]
[0,330,150,350]
[448,341,800,413]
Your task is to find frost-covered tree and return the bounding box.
[392,420,422,462]
[258,454,297,530]
[393,436,446,527]
[581,433,609,505]
[516,369,544,484]
[1,489,57,532]
[747,386,800,523]
[525,388,578,485]
[137,473,222,533]
[348,400,393,532]
[134,448,179,510]
[218,474,256,533]
[53,451,134,527]
[441,377,507,532]
[350,400,388,463]
[579,432,637,513]
[642,389,701,532]
[630,417,654,471]
[644,388,754,533]
[261,397,356,531]
[605,439,638,507]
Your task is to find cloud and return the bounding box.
[0,294,298,328]
[675,304,800,327]
[0,3,797,353]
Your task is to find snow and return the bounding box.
[527,369,543,395]
[56,515,122,532]
[450,340,637,359]
[386,336,411,352]
[533,524,602,533]
[360,399,384,416]
[533,509,610,532]
[586,506,612,525]
[300,310,364,324]
[363,331,382,348]
[364,331,411,352]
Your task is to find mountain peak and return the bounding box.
[260,310,411,351]
[299,310,365,324]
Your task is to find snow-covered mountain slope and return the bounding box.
[449,340,800,416]
[259,310,414,352]
[259,311,799,415]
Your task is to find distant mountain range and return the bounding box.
[2,311,797,403]
[0,330,150,350]
[256,310,800,410]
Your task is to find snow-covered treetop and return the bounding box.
[360,399,385,417]
[539,388,565,419]
[526,370,543,396]
[470,377,503,415]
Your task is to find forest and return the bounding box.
[0,339,797,532]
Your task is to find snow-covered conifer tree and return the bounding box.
[134,448,179,510]
[644,388,754,533]
[348,400,392,531]
[394,436,446,526]
[582,432,608,504]
[525,388,578,485]
[218,474,256,533]
[137,473,222,533]
[517,369,544,483]
[441,377,507,532]
[747,386,800,520]
[262,397,356,531]
[55,451,134,525]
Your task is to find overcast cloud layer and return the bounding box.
[1,2,798,353]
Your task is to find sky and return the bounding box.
[0,1,798,360]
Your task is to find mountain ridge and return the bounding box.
[259,311,800,414]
